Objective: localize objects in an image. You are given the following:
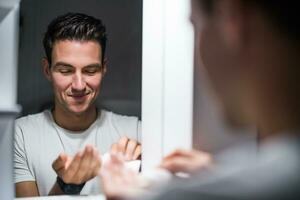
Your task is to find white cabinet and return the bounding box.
[0,1,19,110]
[0,1,21,199]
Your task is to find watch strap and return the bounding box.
[56,176,86,195]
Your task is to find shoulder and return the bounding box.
[100,110,141,141]
[15,110,52,135]
[15,110,50,126]
[101,110,140,130]
[102,110,139,125]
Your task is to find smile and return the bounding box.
[67,92,91,100]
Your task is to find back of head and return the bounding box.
[43,12,107,65]
[193,0,300,128]
[198,0,299,43]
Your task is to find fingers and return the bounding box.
[160,149,213,174]
[52,153,68,171]
[64,155,73,169]
[163,149,193,160]
[100,157,126,198]
[110,143,118,155]
[89,148,101,178]
[160,157,190,173]
[76,145,101,182]
[133,145,141,160]
[110,153,125,165]
[75,145,94,183]
[99,153,144,198]
[125,140,139,160]
[111,137,141,161]
[61,151,83,183]
[117,136,129,155]
[53,145,102,184]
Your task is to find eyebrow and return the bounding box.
[53,62,102,69]
[84,63,102,68]
[53,62,73,68]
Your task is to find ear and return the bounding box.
[102,58,108,76]
[42,58,52,81]
[217,0,248,51]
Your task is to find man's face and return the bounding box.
[191,0,248,126]
[44,40,105,115]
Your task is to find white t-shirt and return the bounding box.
[14,109,141,195]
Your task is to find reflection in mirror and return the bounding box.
[15,0,142,197]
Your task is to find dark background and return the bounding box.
[17,0,142,118]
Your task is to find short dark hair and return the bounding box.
[198,0,299,42]
[43,12,107,65]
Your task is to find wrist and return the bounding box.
[56,176,86,195]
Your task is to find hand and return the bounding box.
[160,149,212,174]
[52,144,101,184]
[100,153,146,199]
[110,137,141,161]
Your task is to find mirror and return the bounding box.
[15,0,142,196]
[18,0,142,118]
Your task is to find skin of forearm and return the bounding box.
[48,182,65,195]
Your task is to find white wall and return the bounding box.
[0,1,20,199]
[0,1,20,110]
[142,0,194,170]
[0,0,20,8]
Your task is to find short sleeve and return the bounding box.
[110,112,141,143]
[14,123,35,183]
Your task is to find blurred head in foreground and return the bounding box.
[191,0,300,138]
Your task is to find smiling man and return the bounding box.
[14,13,141,197]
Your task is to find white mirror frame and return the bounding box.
[142,0,194,171]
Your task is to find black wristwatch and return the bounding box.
[56,176,86,195]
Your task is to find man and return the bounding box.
[101,0,300,199]
[14,13,141,197]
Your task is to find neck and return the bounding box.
[256,90,300,142]
[52,104,98,132]
[252,43,300,143]
[257,114,300,143]
[241,24,300,143]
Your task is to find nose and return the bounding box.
[72,72,86,92]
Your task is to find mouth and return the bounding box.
[67,92,91,101]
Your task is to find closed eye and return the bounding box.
[56,67,74,75]
[83,66,100,75]
[59,69,72,73]
[53,62,74,75]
